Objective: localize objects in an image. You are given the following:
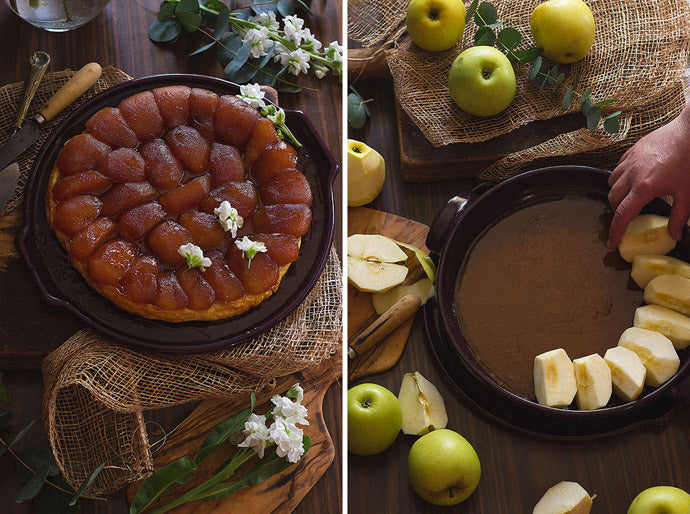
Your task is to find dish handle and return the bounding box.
[426,194,477,255]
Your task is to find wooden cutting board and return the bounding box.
[348,207,430,380]
[125,349,341,513]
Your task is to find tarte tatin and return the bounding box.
[46,86,312,322]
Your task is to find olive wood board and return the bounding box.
[348,207,430,380]
[125,349,341,513]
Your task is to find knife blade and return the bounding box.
[0,163,20,212]
[0,62,102,172]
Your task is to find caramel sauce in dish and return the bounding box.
[454,195,643,399]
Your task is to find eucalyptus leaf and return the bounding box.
[348,93,367,130]
[69,463,105,506]
[512,47,543,63]
[195,393,255,464]
[465,0,479,22]
[529,56,542,81]
[0,419,35,457]
[561,86,574,109]
[474,26,495,46]
[497,27,520,51]
[553,72,565,89]
[277,0,295,16]
[595,98,618,107]
[604,113,621,133]
[157,2,176,22]
[271,64,289,87]
[474,1,497,25]
[204,0,228,12]
[586,106,602,130]
[226,62,261,83]
[251,0,278,15]
[277,85,302,93]
[16,462,50,503]
[175,0,200,13]
[38,486,78,514]
[16,447,60,483]
[149,19,183,43]
[581,98,594,116]
[130,457,198,514]
[189,41,216,56]
[215,33,243,66]
[214,5,229,37]
[579,86,593,105]
[0,373,9,404]
[224,43,252,75]
[176,11,202,32]
[0,411,11,428]
[292,0,313,16]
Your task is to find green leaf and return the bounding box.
[224,43,252,75]
[38,486,79,514]
[292,0,313,16]
[0,373,9,404]
[497,27,521,52]
[130,457,198,514]
[466,0,479,22]
[16,447,60,483]
[204,0,228,12]
[553,72,565,89]
[0,411,11,428]
[157,2,176,22]
[215,33,243,66]
[195,394,255,464]
[277,0,295,16]
[0,419,35,457]
[604,112,621,133]
[214,5,229,37]
[581,98,594,116]
[585,106,602,129]
[595,98,618,107]
[474,26,495,46]
[16,461,50,503]
[511,47,543,63]
[348,93,368,130]
[561,86,574,109]
[251,0,278,15]
[529,56,542,81]
[189,41,216,56]
[578,86,593,105]
[475,1,497,25]
[176,0,200,13]
[69,463,105,506]
[277,85,302,93]
[149,19,182,43]
[176,11,202,32]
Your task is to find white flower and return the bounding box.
[277,48,310,76]
[325,41,343,62]
[300,27,322,51]
[178,243,212,271]
[269,417,305,464]
[283,15,304,44]
[242,26,273,59]
[237,413,271,458]
[236,83,266,110]
[261,104,285,125]
[235,236,267,268]
[248,11,279,31]
[285,383,304,403]
[314,65,328,79]
[214,200,244,238]
[272,395,309,426]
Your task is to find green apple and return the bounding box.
[530,0,596,63]
[406,0,466,52]
[347,139,386,207]
[348,383,402,455]
[407,428,481,506]
[628,486,690,514]
[448,46,516,117]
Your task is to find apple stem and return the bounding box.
[427,7,439,20]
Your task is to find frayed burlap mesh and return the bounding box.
[349,0,690,180]
[0,67,341,494]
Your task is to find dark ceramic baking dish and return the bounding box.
[17,74,338,353]
[425,166,690,436]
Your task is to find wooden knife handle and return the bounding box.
[348,293,421,359]
[38,62,102,122]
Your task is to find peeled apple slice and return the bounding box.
[644,273,690,317]
[397,371,448,436]
[347,255,408,293]
[532,481,593,514]
[388,239,437,283]
[618,327,680,387]
[634,304,690,350]
[618,214,676,262]
[347,234,407,263]
[603,346,646,402]
[631,254,690,288]
[372,278,435,315]
[573,354,612,411]
[533,348,577,408]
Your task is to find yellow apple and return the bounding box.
[348,383,402,455]
[406,0,466,52]
[347,139,385,207]
[448,46,516,117]
[628,486,690,514]
[530,0,596,63]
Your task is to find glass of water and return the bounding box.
[5,0,111,32]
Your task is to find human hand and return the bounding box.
[607,107,690,248]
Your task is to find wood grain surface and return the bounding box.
[0,1,342,512]
[347,78,690,512]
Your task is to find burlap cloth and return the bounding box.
[0,67,342,494]
[348,0,690,181]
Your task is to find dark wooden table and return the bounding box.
[347,79,690,512]
[0,1,342,512]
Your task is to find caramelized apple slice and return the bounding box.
[203,250,244,301]
[56,134,110,176]
[165,125,210,174]
[260,169,312,205]
[118,202,167,241]
[254,233,299,265]
[98,148,146,183]
[153,86,191,128]
[121,255,159,304]
[252,142,298,184]
[252,204,311,237]
[178,210,229,249]
[87,238,136,285]
[147,220,193,266]
[245,118,280,171]
[101,182,157,217]
[209,143,245,186]
[139,139,184,190]
[85,107,138,148]
[158,174,211,215]
[190,88,219,141]
[214,95,260,148]
[226,244,279,294]
[176,267,216,310]
[155,270,189,310]
[69,217,116,261]
[199,181,258,219]
[119,91,165,141]
[52,170,112,202]
[53,194,102,235]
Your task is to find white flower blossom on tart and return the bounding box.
[178,243,212,271]
[214,200,244,238]
[237,83,267,109]
[235,236,267,268]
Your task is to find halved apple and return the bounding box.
[604,346,646,402]
[397,371,448,436]
[634,304,690,350]
[644,274,690,317]
[631,254,690,288]
[347,255,408,293]
[347,234,407,263]
[533,348,577,408]
[618,327,680,387]
[618,215,676,262]
[573,354,612,411]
